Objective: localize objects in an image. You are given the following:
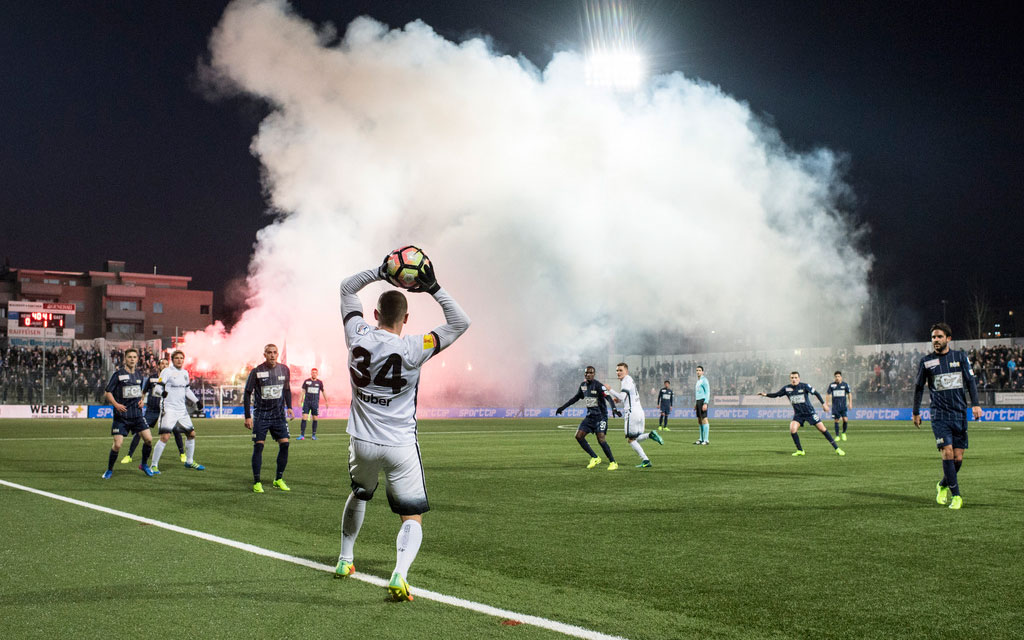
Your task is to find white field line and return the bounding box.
[0,424,1012,442]
[0,478,627,640]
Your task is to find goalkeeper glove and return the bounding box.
[612,409,622,418]
[161,390,168,398]
[555,407,564,416]
[411,257,440,294]
[378,254,392,284]
[195,401,203,411]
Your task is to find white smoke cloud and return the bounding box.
[185,0,870,401]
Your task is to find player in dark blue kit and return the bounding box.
[827,371,852,442]
[657,380,673,431]
[101,348,155,478]
[556,366,621,470]
[120,357,186,466]
[760,372,845,457]
[244,344,294,493]
[298,368,328,440]
[912,323,982,510]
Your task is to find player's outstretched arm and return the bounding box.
[416,257,470,351]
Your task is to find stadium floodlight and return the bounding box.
[584,48,646,91]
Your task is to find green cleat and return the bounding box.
[948,495,963,510]
[835,448,846,456]
[586,457,602,469]
[936,482,951,505]
[388,572,413,602]
[335,561,355,578]
[253,482,264,493]
[120,455,133,464]
[180,453,187,463]
[649,431,664,445]
[663,426,671,431]
[607,461,619,471]
[841,433,847,442]
[792,450,806,456]
[636,460,652,468]
[273,479,291,491]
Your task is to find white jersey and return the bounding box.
[608,375,643,415]
[158,365,198,413]
[340,269,470,446]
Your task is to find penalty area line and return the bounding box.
[0,478,627,640]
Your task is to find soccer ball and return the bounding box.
[384,245,430,289]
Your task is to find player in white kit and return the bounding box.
[606,362,663,468]
[334,253,470,602]
[150,350,205,472]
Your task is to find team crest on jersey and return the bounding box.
[357,324,370,336]
[924,359,940,369]
[423,334,436,350]
[951,361,960,368]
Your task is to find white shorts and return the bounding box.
[624,411,646,438]
[348,437,428,516]
[159,410,194,433]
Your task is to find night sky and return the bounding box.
[3,1,1021,339]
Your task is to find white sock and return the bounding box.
[339,494,366,563]
[185,439,195,464]
[151,440,166,467]
[636,432,649,441]
[630,440,647,460]
[393,519,423,579]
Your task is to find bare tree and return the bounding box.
[863,287,900,345]
[966,290,993,340]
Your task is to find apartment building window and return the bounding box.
[153,302,163,313]
[200,305,210,315]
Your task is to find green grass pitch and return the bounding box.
[1,418,1022,639]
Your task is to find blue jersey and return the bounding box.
[695,377,710,402]
[827,381,851,411]
[142,374,164,414]
[658,387,674,409]
[559,379,615,417]
[105,368,146,420]
[301,378,325,408]
[767,382,824,417]
[244,363,292,421]
[913,349,980,422]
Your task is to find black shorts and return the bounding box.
[252,417,290,442]
[695,401,708,420]
[302,402,319,417]
[578,413,608,435]
[793,413,821,427]
[112,415,149,437]
[932,418,968,450]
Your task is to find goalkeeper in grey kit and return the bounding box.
[335,250,470,603]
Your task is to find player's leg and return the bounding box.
[272,422,290,490]
[789,420,804,455]
[151,413,178,469]
[311,407,319,439]
[841,415,849,440]
[338,438,382,576]
[815,421,844,454]
[174,429,185,460]
[251,420,269,489]
[383,443,429,601]
[138,423,154,468]
[299,411,308,439]
[833,411,841,437]
[122,432,141,463]
[179,415,203,469]
[932,421,960,504]
[105,430,125,477]
[694,403,703,444]
[701,416,710,444]
[595,427,617,469]
[575,420,600,464]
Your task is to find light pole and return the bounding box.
[941,299,948,324]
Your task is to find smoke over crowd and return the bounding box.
[183,0,870,402]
